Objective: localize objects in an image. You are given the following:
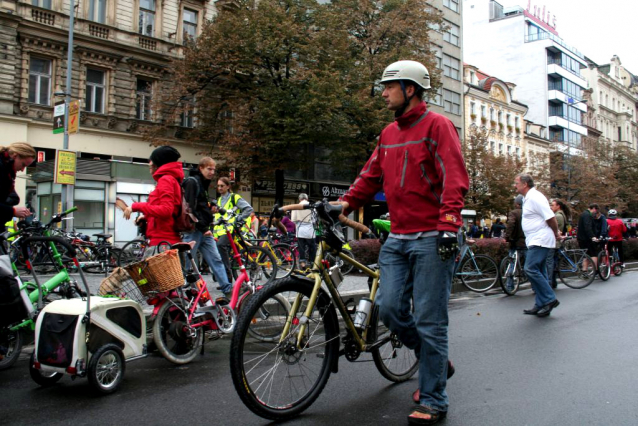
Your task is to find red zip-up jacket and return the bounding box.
[132,161,184,245]
[342,102,469,233]
[606,218,627,242]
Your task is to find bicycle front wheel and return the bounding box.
[558,251,595,289]
[230,276,339,421]
[597,251,611,281]
[459,254,499,292]
[499,256,520,296]
[152,297,202,364]
[369,304,418,382]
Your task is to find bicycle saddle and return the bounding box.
[94,233,112,239]
[171,241,196,252]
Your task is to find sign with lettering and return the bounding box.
[253,180,309,196]
[68,100,80,134]
[525,1,558,35]
[53,101,65,134]
[310,182,351,200]
[54,150,77,185]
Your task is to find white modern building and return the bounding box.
[463,0,588,154]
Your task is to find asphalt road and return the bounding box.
[2,272,638,425]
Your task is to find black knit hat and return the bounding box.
[150,145,181,167]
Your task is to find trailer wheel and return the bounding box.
[29,352,63,386]
[88,344,125,394]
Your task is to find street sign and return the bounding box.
[229,168,236,183]
[54,149,77,185]
[68,100,80,134]
[53,101,65,134]
[37,151,45,162]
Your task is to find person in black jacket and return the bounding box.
[1,143,36,231]
[181,157,232,297]
[577,203,599,270]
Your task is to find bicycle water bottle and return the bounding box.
[353,298,372,329]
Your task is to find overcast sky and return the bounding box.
[491,0,638,74]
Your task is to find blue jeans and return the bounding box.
[377,236,454,411]
[182,231,232,294]
[524,246,556,308]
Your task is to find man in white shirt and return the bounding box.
[291,193,316,269]
[514,174,561,317]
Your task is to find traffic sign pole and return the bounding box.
[61,0,76,230]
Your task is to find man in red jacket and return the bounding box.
[606,209,627,267]
[341,60,469,425]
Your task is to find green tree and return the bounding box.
[462,127,525,218]
[147,0,443,180]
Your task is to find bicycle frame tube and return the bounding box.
[283,241,381,352]
[27,270,71,303]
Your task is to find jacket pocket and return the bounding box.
[421,164,441,203]
[400,151,408,188]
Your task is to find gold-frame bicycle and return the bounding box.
[229,200,418,421]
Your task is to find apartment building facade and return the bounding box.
[0,0,217,241]
[426,0,465,139]
[582,55,638,150]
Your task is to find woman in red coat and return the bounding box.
[123,146,183,245]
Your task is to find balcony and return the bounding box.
[88,23,110,40]
[548,116,587,136]
[547,91,587,112]
[547,64,587,89]
[525,31,584,60]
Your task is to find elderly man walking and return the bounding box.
[514,174,561,317]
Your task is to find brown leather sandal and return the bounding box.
[408,405,447,425]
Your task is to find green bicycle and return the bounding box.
[0,207,86,370]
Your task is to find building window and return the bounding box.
[490,141,495,152]
[481,105,487,118]
[499,143,503,155]
[433,47,442,70]
[139,0,155,37]
[470,102,476,116]
[507,145,511,155]
[490,108,495,121]
[427,86,442,107]
[443,22,460,46]
[469,70,475,85]
[443,89,461,115]
[28,57,51,105]
[85,68,105,113]
[507,114,511,126]
[498,111,503,124]
[443,0,459,13]
[183,8,198,42]
[88,0,106,23]
[516,147,520,157]
[515,116,520,129]
[442,54,460,80]
[31,0,52,8]
[136,78,152,120]
[180,98,194,128]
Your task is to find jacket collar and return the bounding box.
[152,161,184,182]
[395,102,427,130]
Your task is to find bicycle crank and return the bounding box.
[214,303,236,333]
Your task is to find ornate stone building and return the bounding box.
[464,63,550,169]
[0,0,218,241]
[582,55,638,150]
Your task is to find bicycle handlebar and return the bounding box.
[273,201,371,234]
[21,236,77,261]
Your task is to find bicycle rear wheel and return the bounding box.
[369,304,418,382]
[459,254,499,292]
[499,256,520,296]
[558,251,595,289]
[230,276,339,421]
[152,297,202,364]
[117,239,148,267]
[235,246,277,286]
[271,243,295,279]
[597,250,611,281]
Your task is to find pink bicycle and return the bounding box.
[146,212,290,364]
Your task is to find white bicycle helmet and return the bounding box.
[380,60,431,90]
[608,209,617,217]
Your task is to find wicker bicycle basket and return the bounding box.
[99,267,147,305]
[123,249,184,295]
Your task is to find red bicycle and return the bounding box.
[596,237,623,280]
[147,213,289,364]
